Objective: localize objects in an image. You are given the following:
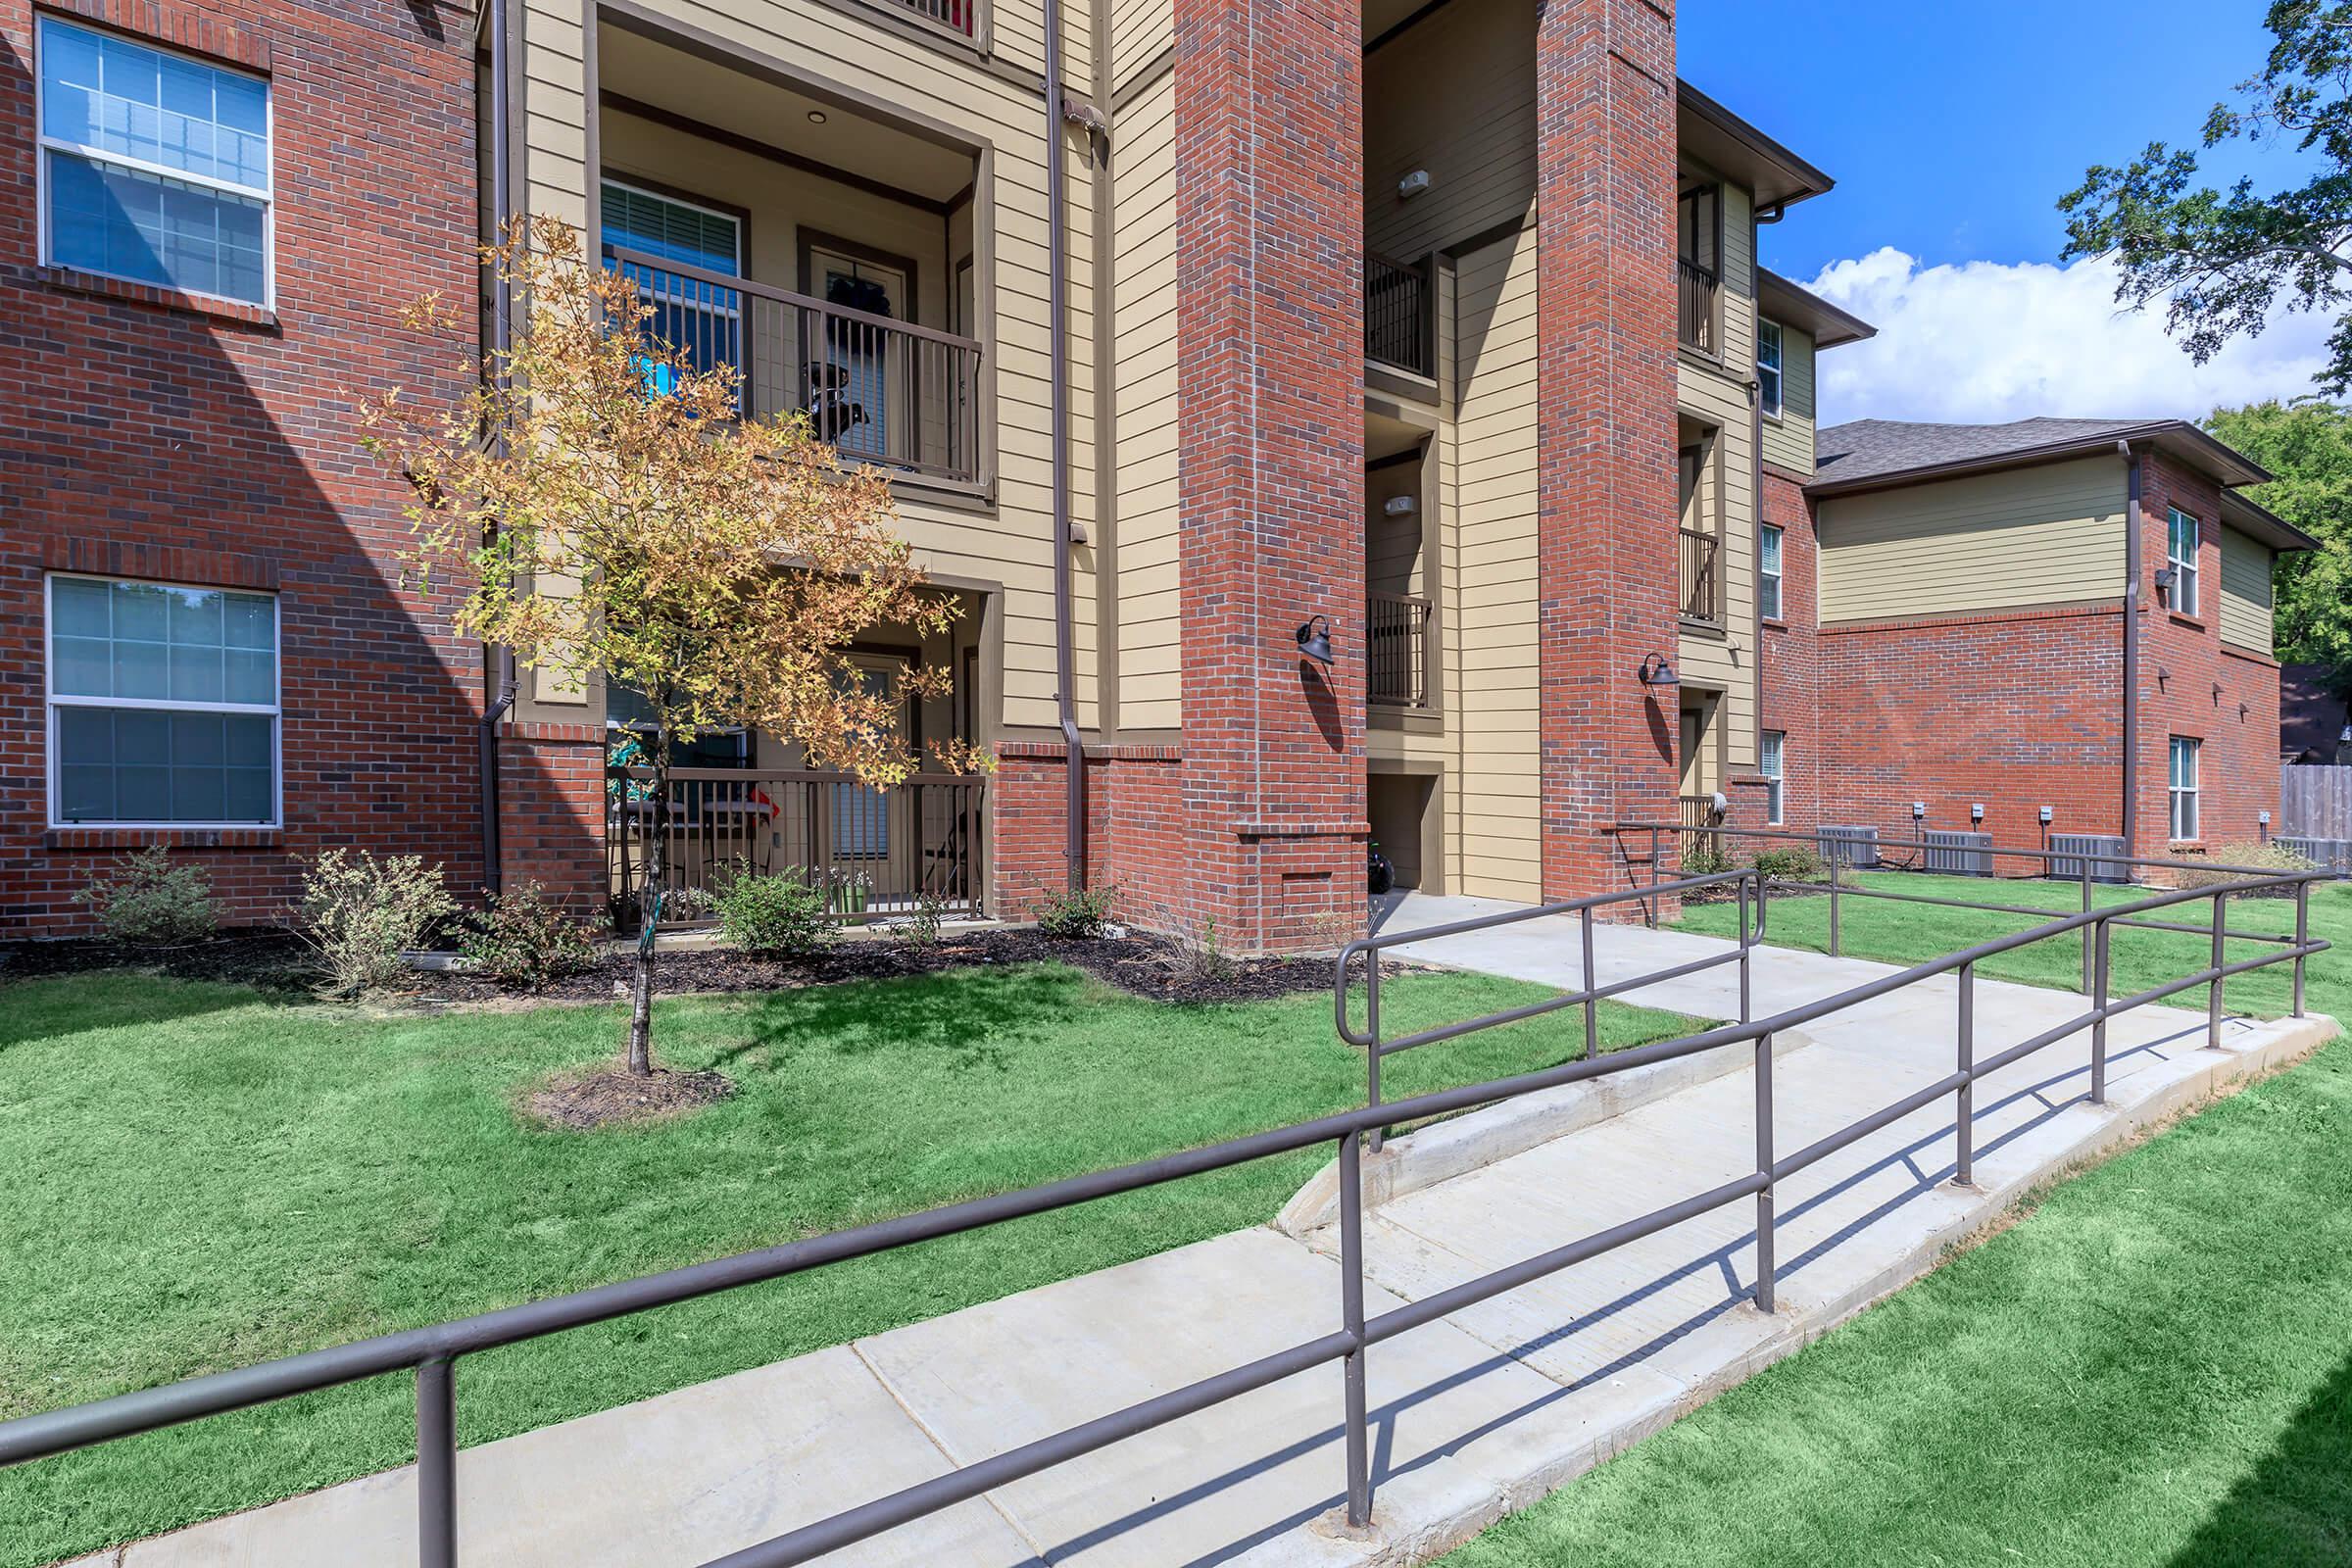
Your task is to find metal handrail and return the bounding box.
[0,869,2327,1565]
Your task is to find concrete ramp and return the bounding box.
[75,902,2338,1568]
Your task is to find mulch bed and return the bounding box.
[0,924,1368,1008]
[521,1064,736,1130]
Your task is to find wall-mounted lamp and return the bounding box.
[2039,806,2054,825]
[1970,803,1985,823]
[1295,615,1335,668]
[1383,494,1416,517]
[1912,802,1928,821]
[1637,652,1679,688]
[1397,170,1431,200]
[2153,564,2178,603]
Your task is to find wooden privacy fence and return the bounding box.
[2278,764,2352,872]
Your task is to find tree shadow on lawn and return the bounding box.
[713,961,1100,1077]
[2166,1346,2352,1567]
[0,971,308,1059]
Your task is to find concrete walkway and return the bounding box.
[71,900,2335,1568]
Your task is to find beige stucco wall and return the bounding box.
[1816,456,2130,624]
[2219,524,2277,656]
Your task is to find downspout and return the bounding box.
[1749,205,1781,799]
[2120,439,2143,858]
[1045,0,1086,888]
[476,0,518,894]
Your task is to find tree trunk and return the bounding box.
[627,741,668,1076]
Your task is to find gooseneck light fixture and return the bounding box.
[1295,615,1336,668]
[1637,652,1679,688]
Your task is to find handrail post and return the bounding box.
[1954,961,1975,1187]
[1647,826,1662,928]
[1753,1024,1775,1314]
[2089,920,2110,1106]
[1829,860,1841,957]
[1738,877,1753,1029]
[1338,1131,1372,1529]
[417,1357,457,1568]
[1365,956,1385,1154]
[2209,890,2227,1051]
[2294,878,2310,1018]
[1581,906,1598,1060]
[2080,856,2094,994]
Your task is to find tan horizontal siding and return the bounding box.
[1447,225,1540,905]
[1363,0,1534,261]
[1816,456,2128,625]
[2219,525,2276,656]
[1112,72,1179,729]
[1761,321,1815,474]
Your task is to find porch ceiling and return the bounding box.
[598,24,975,206]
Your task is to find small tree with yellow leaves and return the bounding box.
[361,217,976,1075]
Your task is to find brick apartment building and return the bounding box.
[1747,417,2314,863]
[1,0,482,933]
[0,0,2308,947]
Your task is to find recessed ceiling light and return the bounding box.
[808,110,827,124]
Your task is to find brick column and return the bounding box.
[1534,0,1681,904]
[1172,0,1366,953]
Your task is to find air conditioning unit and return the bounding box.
[2048,832,2130,884]
[1923,829,1993,877]
[2278,835,2352,874]
[1816,825,1880,870]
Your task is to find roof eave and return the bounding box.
[1677,80,1835,211]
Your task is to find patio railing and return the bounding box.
[1679,525,1720,623]
[0,864,2324,1564]
[609,766,986,928]
[1366,590,1432,708]
[1364,249,1433,377]
[1678,256,1718,353]
[605,245,985,486]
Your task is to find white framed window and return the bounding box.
[1759,523,1785,621]
[2167,507,2201,616]
[1757,319,1784,417]
[1760,730,1786,825]
[2169,736,2200,842]
[48,575,280,827]
[37,17,273,307]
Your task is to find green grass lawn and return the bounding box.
[1446,874,2352,1567]
[0,958,1693,1567]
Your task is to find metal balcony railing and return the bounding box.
[1678,256,1718,354]
[605,245,985,487]
[889,0,976,34]
[609,765,986,929]
[1364,249,1433,377]
[1366,590,1432,708]
[1679,526,1720,622]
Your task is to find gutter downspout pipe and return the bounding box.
[2119,439,2142,858]
[1045,0,1086,888]
[477,0,518,896]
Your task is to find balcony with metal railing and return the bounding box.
[1678,256,1718,355]
[1364,250,1433,378]
[1679,526,1720,624]
[1367,590,1432,708]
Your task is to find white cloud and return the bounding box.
[1802,247,2335,427]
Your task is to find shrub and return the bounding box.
[712,867,836,956]
[1033,882,1121,939]
[2170,841,2318,896]
[460,881,600,989]
[296,848,459,998]
[1752,846,1831,884]
[891,890,949,950]
[1175,916,1236,985]
[73,846,219,948]
[1680,839,1735,877]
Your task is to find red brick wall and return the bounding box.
[496,723,608,914]
[2136,454,2282,854]
[993,743,1185,934]
[1169,0,1366,954]
[0,0,481,933]
[1534,0,1681,906]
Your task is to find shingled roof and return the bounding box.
[1812,418,2165,487]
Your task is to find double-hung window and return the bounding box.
[48,576,279,827]
[1757,319,1784,417]
[601,178,744,394]
[2167,507,2201,616]
[38,18,272,306]
[1759,523,1785,621]
[2168,736,2200,843]
[1760,730,1786,825]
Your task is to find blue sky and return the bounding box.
[1679,2,2337,422]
